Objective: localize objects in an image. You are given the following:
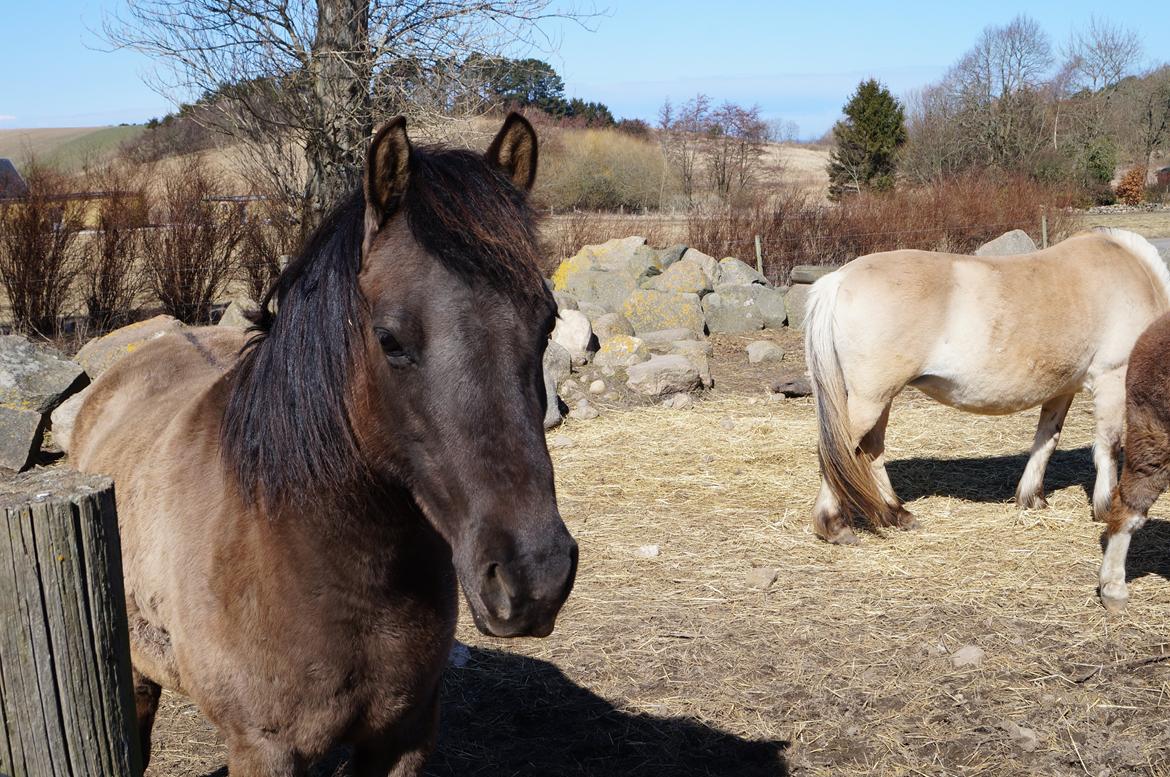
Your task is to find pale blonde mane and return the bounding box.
[1094,227,1170,305]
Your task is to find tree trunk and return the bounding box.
[0,470,141,777]
[305,0,373,225]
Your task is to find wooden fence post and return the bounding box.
[0,470,141,777]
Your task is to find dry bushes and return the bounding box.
[0,163,85,336]
[81,162,150,331]
[141,157,246,324]
[536,128,675,212]
[688,174,1080,283]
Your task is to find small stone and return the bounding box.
[217,298,259,328]
[951,644,985,668]
[770,375,812,398]
[634,544,661,558]
[746,566,778,590]
[560,379,580,395]
[601,366,616,377]
[588,379,605,394]
[638,328,700,351]
[746,341,785,364]
[569,399,599,421]
[1003,722,1039,752]
[547,435,575,449]
[662,393,693,410]
[721,418,735,430]
[552,310,594,360]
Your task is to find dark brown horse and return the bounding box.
[1099,311,1170,612]
[68,114,577,775]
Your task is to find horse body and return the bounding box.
[67,115,576,776]
[807,229,1170,544]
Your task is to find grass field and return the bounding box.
[0,126,145,171]
[1077,210,1170,238]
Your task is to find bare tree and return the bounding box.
[658,95,711,205]
[706,102,768,200]
[947,15,1053,168]
[105,0,594,223]
[1121,66,1170,169]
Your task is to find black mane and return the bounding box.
[221,145,550,510]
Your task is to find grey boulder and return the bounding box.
[626,354,702,396]
[975,229,1037,257]
[0,335,87,415]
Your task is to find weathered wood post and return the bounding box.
[0,470,141,777]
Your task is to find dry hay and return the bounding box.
[146,383,1170,776]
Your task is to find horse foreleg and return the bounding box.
[1015,392,1076,510]
[351,692,439,777]
[132,669,162,770]
[1091,370,1126,520]
[225,737,305,777]
[1099,406,1170,612]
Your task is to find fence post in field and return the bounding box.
[1041,212,1048,249]
[0,470,142,777]
[754,234,763,275]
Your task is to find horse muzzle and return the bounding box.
[462,525,578,638]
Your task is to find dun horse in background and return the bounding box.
[67,114,578,775]
[1099,312,1170,612]
[805,228,1170,544]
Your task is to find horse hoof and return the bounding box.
[829,529,860,546]
[1100,583,1128,613]
[895,509,919,531]
[1016,494,1048,510]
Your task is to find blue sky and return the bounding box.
[3,1,1169,135]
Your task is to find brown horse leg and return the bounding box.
[225,737,305,777]
[812,480,858,545]
[1091,369,1126,520]
[859,402,917,530]
[132,669,162,769]
[1099,407,1170,612]
[351,692,439,777]
[1014,392,1076,510]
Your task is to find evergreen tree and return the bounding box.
[828,79,907,199]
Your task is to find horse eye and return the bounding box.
[376,329,410,363]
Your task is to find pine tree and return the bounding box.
[827,79,907,200]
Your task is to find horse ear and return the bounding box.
[486,112,538,192]
[365,116,412,232]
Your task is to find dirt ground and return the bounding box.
[142,328,1170,777]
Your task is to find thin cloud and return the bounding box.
[0,115,15,122]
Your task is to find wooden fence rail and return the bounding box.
[0,470,141,777]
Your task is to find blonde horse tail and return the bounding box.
[804,272,895,535]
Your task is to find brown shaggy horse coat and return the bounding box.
[1099,312,1170,611]
[68,115,577,776]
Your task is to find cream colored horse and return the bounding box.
[805,228,1170,544]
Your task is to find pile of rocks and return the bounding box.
[543,236,794,427]
[0,315,184,471]
[552,236,789,336]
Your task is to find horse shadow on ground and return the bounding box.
[422,647,789,777]
[886,446,1096,506]
[1096,517,1170,586]
[194,648,789,777]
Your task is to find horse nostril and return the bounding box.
[481,562,517,621]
